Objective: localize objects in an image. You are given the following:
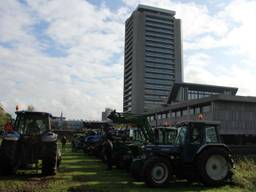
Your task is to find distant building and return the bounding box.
[102,108,114,121]
[52,113,66,130]
[64,120,83,130]
[167,82,238,103]
[123,4,183,114]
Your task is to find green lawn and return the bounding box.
[0,144,254,192]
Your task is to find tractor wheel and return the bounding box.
[0,140,18,176]
[130,160,143,181]
[197,147,233,186]
[143,157,171,187]
[42,142,57,176]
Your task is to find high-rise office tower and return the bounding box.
[123,4,183,114]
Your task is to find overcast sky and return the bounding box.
[1,0,256,120]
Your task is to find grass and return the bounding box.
[0,144,255,192]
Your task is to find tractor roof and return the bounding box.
[15,110,52,117]
[176,120,220,127]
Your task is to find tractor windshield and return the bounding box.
[15,113,50,135]
[174,126,188,145]
[157,127,177,144]
[130,128,145,142]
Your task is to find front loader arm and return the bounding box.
[108,111,155,144]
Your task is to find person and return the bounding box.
[4,121,14,132]
[27,120,40,135]
[61,136,67,150]
[191,126,201,144]
[103,124,113,170]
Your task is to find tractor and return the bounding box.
[0,111,61,176]
[131,120,234,187]
[106,111,177,171]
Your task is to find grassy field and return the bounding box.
[0,144,255,192]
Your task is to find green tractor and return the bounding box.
[106,111,177,171]
[0,111,61,176]
[106,111,154,169]
[131,120,234,187]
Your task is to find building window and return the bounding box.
[182,109,188,116]
[176,111,181,117]
[202,105,211,113]
[195,107,200,114]
[189,108,194,115]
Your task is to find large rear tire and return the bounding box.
[0,140,18,176]
[197,147,233,186]
[42,142,57,176]
[143,156,171,187]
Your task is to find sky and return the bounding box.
[0,0,256,120]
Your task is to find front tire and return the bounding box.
[197,148,233,186]
[42,142,57,176]
[130,159,143,181]
[143,157,171,187]
[0,140,18,176]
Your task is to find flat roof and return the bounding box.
[15,110,52,117]
[168,82,238,103]
[176,120,220,127]
[136,4,176,16]
[146,94,256,115]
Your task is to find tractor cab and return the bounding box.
[143,121,222,159]
[14,111,52,136]
[174,120,222,162]
[175,120,221,145]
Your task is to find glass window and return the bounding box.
[205,126,218,143]
[202,105,210,113]
[191,126,202,144]
[162,113,167,119]
[175,126,188,145]
[182,109,188,116]
[195,107,200,114]
[189,108,194,115]
[16,114,49,135]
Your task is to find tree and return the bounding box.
[0,103,4,115]
[0,104,11,129]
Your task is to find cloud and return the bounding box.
[1,0,256,120]
[0,0,125,119]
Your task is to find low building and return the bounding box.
[146,94,256,144]
[64,120,84,130]
[167,82,238,103]
[102,108,114,121]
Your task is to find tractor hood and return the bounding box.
[144,144,180,155]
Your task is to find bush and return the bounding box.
[233,158,256,191]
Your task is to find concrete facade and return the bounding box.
[146,94,256,137]
[123,4,183,114]
[102,108,114,121]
